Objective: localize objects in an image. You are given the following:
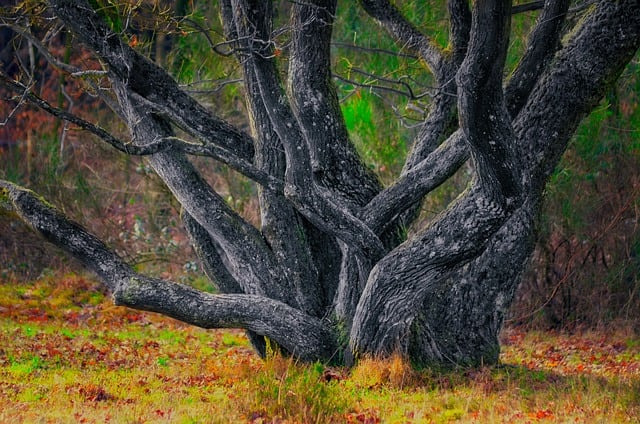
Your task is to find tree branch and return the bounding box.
[505,0,571,118]
[231,0,386,261]
[113,277,337,361]
[512,1,545,14]
[0,73,285,193]
[363,131,469,234]
[220,0,323,316]
[0,180,131,288]
[48,0,255,162]
[181,211,243,294]
[111,76,295,304]
[0,74,171,155]
[456,0,521,205]
[0,180,336,361]
[515,0,640,188]
[447,0,471,61]
[350,0,524,358]
[349,185,514,358]
[287,0,382,207]
[359,0,445,73]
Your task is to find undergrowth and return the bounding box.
[0,272,638,423]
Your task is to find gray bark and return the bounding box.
[406,0,640,366]
[1,0,639,367]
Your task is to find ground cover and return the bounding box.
[0,273,638,423]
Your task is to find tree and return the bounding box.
[1,0,639,367]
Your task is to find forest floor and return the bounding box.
[0,272,638,423]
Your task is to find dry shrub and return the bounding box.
[511,84,640,332]
[350,353,418,389]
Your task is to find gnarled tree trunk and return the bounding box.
[1,0,639,367]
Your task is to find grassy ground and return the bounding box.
[0,273,639,423]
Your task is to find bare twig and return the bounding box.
[331,41,418,59]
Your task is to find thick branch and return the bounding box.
[516,0,640,188]
[221,0,323,316]
[512,1,545,14]
[373,1,466,232]
[350,185,509,357]
[363,131,469,234]
[0,180,130,287]
[0,180,335,361]
[114,277,337,362]
[505,0,571,118]
[181,211,243,294]
[351,0,523,359]
[48,0,255,162]
[110,76,296,305]
[447,0,471,61]
[288,0,381,206]
[456,0,521,204]
[231,0,386,260]
[359,0,444,72]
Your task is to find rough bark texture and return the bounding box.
[2,0,639,367]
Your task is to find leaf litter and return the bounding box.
[0,273,638,423]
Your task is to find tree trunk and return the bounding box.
[1,0,639,368]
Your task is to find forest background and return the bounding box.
[1,0,638,331]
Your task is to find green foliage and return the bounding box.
[332,4,439,181]
[86,0,124,33]
[506,11,538,75]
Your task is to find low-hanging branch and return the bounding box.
[0,179,338,361]
[0,74,283,192]
[0,75,171,155]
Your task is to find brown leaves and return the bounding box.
[74,383,113,402]
[501,328,640,379]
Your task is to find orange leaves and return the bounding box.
[532,408,555,420]
[509,409,555,422]
[345,409,381,424]
[500,328,640,379]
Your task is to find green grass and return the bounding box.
[0,273,639,423]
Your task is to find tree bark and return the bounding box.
[404,0,640,366]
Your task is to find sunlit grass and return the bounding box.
[1,273,639,423]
